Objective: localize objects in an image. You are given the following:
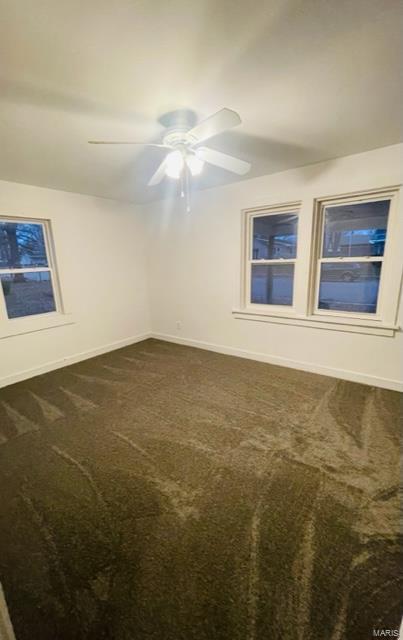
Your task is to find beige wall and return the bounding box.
[145,144,403,390]
[0,180,150,386]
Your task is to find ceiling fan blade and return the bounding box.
[196,146,251,175]
[88,141,170,148]
[187,108,241,144]
[147,158,168,186]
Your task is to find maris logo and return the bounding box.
[372,630,399,637]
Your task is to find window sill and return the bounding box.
[232,309,400,337]
[0,312,76,339]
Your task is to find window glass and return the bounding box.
[252,213,298,260]
[322,200,389,258]
[251,264,294,305]
[318,262,381,313]
[0,222,48,269]
[0,272,56,318]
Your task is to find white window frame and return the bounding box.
[234,187,402,336]
[310,190,397,322]
[241,201,301,316]
[0,215,73,339]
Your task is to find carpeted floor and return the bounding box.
[0,338,401,640]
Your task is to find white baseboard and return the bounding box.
[0,332,152,389]
[0,584,16,640]
[1,329,401,392]
[151,333,403,392]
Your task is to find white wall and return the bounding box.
[0,180,150,386]
[145,144,403,390]
[1,145,402,390]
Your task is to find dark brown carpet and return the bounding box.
[0,339,401,640]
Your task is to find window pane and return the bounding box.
[1,272,56,318]
[322,200,389,258]
[0,222,48,268]
[252,213,298,259]
[251,264,294,305]
[318,262,381,313]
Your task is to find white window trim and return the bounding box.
[240,201,301,316]
[234,187,402,337]
[0,215,74,339]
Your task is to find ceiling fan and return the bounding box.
[88,108,251,186]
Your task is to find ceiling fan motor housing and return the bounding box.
[162,128,197,151]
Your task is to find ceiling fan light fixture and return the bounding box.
[165,150,184,179]
[186,154,205,176]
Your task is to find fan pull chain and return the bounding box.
[185,166,191,213]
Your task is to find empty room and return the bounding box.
[0,1,402,639]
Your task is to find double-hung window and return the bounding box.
[237,187,401,335]
[246,204,299,309]
[0,218,60,322]
[310,188,401,332]
[314,198,390,317]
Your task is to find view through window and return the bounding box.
[316,200,390,314]
[250,212,298,306]
[0,220,57,319]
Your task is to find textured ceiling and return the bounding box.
[0,0,402,203]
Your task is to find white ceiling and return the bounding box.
[0,0,402,203]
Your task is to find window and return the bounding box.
[246,205,299,308]
[236,188,401,336]
[0,218,59,321]
[312,195,394,320]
